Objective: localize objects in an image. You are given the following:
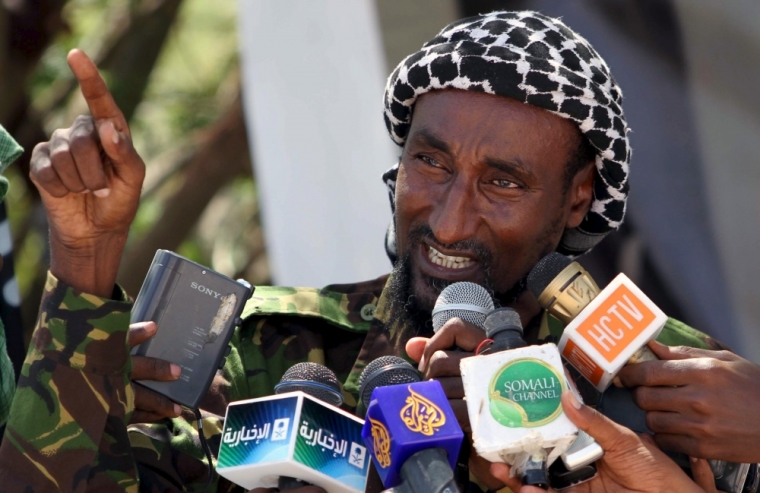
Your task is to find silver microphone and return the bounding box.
[431,282,494,332]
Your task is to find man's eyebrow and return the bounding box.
[407,128,451,154]
[485,156,537,180]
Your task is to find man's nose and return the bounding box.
[427,179,478,245]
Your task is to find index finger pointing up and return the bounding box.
[67,49,129,135]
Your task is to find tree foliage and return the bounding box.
[1,0,268,343]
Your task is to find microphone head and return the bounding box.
[527,253,573,299]
[431,282,495,332]
[484,307,523,339]
[274,362,344,407]
[358,356,420,408]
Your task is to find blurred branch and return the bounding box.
[118,95,252,294]
[98,0,184,122]
[9,0,185,173]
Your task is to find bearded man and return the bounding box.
[0,11,747,493]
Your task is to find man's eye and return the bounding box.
[492,179,519,188]
[419,155,441,168]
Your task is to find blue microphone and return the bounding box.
[359,356,464,493]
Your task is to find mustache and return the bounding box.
[407,224,494,264]
[406,223,496,298]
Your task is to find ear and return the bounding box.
[565,162,595,229]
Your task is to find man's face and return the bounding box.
[393,89,593,315]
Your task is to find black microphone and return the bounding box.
[359,356,463,493]
[274,362,343,491]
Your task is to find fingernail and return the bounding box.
[109,122,120,144]
[419,356,426,373]
[94,188,110,198]
[80,189,91,194]
[567,390,582,409]
[173,404,182,416]
[612,376,622,387]
[170,364,182,378]
[690,456,698,463]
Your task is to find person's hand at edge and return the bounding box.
[616,340,760,464]
[489,391,708,493]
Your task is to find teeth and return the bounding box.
[427,246,475,269]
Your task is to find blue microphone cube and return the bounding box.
[361,380,464,488]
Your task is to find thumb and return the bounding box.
[561,391,637,452]
[689,457,718,493]
[97,120,144,184]
[405,337,428,363]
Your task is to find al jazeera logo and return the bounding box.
[369,418,391,468]
[400,387,445,436]
[489,358,565,428]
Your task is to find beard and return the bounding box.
[385,224,527,343]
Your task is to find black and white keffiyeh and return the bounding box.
[382,10,630,259]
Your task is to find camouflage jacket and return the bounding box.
[0,271,728,492]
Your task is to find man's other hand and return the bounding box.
[30,49,145,297]
[406,317,486,431]
[616,340,760,463]
[128,322,183,423]
[406,318,508,490]
[489,391,709,493]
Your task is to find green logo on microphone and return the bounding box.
[489,358,565,428]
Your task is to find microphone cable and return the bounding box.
[193,407,216,492]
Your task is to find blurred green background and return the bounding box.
[1,0,269,346]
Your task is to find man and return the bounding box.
[0,10,739,493]
[0,125,22,429]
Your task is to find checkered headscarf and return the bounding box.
[382,11,630,259]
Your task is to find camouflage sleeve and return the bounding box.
[656,317,732,351]
[0,272,136,493]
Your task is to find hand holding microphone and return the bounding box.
[617,341,760,464]
[488,391,711,493]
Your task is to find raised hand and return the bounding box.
[30,49,145,297]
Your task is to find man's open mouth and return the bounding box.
[426,245,476,270]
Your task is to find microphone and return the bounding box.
[528,254,758,493]
[460,307,580,489]
[527,253,667,392]
[274,363,344,490]
[216,362,370,493]
[430,281,494,489]
[432,281,494,333]
[358,356,464,492]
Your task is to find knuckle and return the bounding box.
[641,364,658,386]
[644,412,659,431]
[426,351,449,375]
[32,162,57,184]
[150,357,167,376]
[688,398,709,416]
[73,114,95,127]
[68,130,95,153]
[631,387,650,408]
